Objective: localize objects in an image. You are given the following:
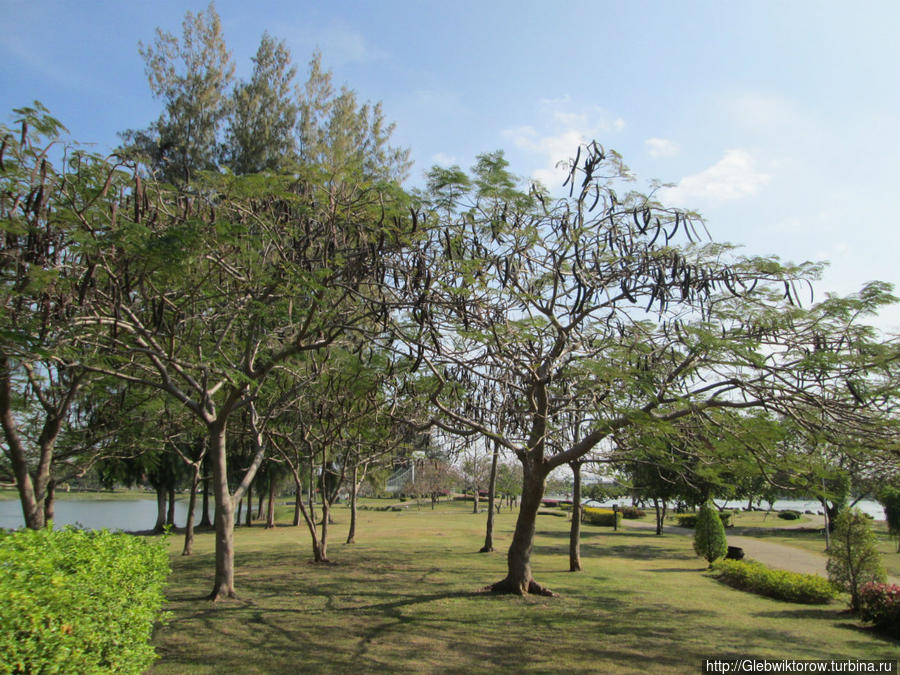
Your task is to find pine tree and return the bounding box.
[223,32,299,174]
[121,2,234,185]
[693,500,728,565]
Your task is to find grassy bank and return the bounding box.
[149,500,897,674]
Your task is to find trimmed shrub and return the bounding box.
[859,582,900,637]
[675,511,733,528]
[711,559,837,604]
[582,507,622,527]
[693,500,728,564]
[618,506,646,519]
[777,510,801,520]
[0,526,170,674]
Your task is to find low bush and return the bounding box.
[777,510,801,520]
[618,506,645,519]
[711,558,837,604]
[676,511,733,528]
[582,507,622,527]
[859,582,900,637]
[0,526,170,674]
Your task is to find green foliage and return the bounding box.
[826,508,887,611]
[582,507,622,527]
[878,486,900,550]
[676,511,733,528]
[777,510,801,520]
[711,559,837,604]
[618,506,646,519]
[0,527,170,674]
[224,32,299,174]
[858,582,900,637]
[693,500,728,564]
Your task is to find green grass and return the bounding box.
[148,500,898,674]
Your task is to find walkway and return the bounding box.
[623,517,899,583]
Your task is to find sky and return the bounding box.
[2,0,900,331]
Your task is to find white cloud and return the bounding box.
[660,150,770,204]
[431,152,458,166]
[288,23,386,65]
[501,99,625,187]
[645,137,680,158]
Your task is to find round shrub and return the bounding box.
[859,582,900,637]
[778,510,801,520]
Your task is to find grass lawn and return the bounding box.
[148,500,898,674]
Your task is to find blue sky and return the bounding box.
[3,0,900,331]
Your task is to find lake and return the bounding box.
[584,497,886,520]
[0,497,203,532]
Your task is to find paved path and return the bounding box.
[623,517,899,583]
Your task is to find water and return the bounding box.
[0,496,203,531]
[582,497,886,520]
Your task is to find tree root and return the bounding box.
[487,577,558,597]
[207,586,238,602]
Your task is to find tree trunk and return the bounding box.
[182,464,200,556]
[208,422,238,600]
[265,476,275,529]
[154,483,167,533]
[245,482,253,527]
[347,464,359,544]
[480,439,500,553]
[199,457,213,528]
[257,485,265,520]
[318,499,330,562]
[569,461,582,572]
[490,459,555,596]
[473,485,479,514]
[166,484,176,528]
[44,479,56,526]
[654,498,666,535]
[293,477,302,526]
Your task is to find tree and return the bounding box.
[297,51,411,183]
[121,2,233,185]
[222,32,298,174]
[408,459,459,510]
[480,438,502,552]
[827,508,887,611]
[693,499,728,565]
[0,104,122,529]
[878,486,900,552]
[74,162,408,598]
[393,142,899,595]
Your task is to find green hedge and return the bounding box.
[618,506,645,519]
[0,526,171,674]
[582,507,623,527]
[676,511,733,528]
[711,558,836,604]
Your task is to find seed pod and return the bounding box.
[0,136,9,172]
